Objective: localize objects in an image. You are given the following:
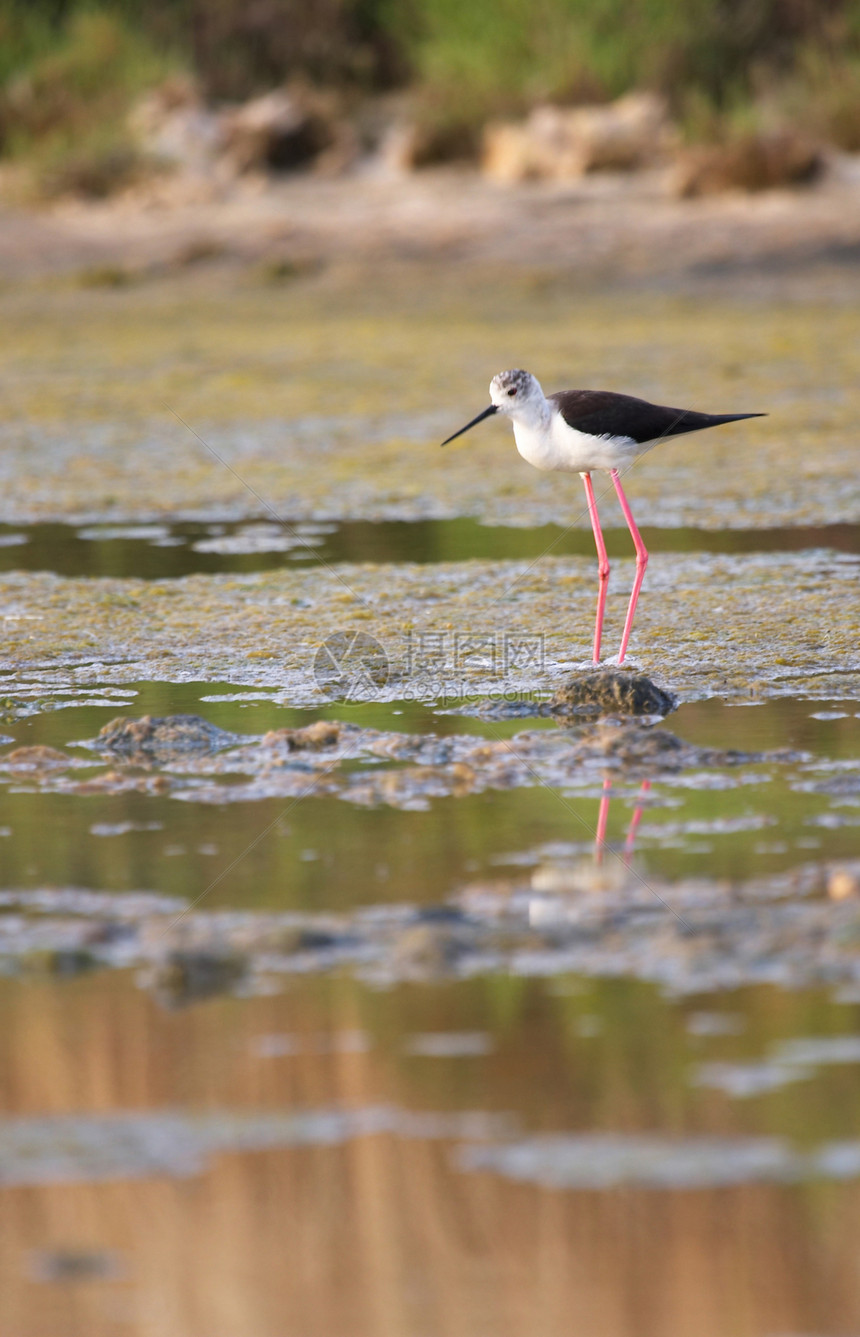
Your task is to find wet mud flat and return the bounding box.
[1,278,860,534]
[1,545,859,705]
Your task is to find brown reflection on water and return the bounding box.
[1,973,860,1337]
[7,1160,860,1337]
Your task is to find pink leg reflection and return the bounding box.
[594,778,651,867]
[623,779,651,865]
[594,776,611,865]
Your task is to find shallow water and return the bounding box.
[5,967,860,1336]
[1,277,860,1336]
[0,684,859,902]
[2,517,859,579]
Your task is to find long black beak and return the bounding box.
[440,404,497,446]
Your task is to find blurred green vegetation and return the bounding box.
[0,7,178,196]
[405,1,858,104]
[402,0,860,149]
[1,0,860,191]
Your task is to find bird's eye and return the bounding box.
[507,388,517,397]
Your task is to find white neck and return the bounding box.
[509,387,551,433]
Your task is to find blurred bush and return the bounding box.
[389,0,860,149]
[0,0,406,101]
[4,0,860,106]
[0,8,176,196]
[0,0,859,191]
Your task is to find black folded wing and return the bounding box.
[549,389,764,444]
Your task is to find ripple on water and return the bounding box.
[457,1134,860,1189]
[3,1105,860,1191]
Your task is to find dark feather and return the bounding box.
[549,389,764,444]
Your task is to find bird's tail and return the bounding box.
[704,412,767,425]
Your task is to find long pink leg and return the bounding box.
[581,472,610,663]
[611,469,649,664]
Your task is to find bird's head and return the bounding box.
[489,368,543,414]
[441,368,545,445]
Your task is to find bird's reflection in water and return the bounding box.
[594,775,652,867]
[526,770,654,921]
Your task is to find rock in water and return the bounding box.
[550,670,676,718]
[2,745,72,770]
[95,714,239,761]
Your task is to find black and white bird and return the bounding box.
[441,369,765,664]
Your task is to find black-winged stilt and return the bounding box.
[442,368,765,664]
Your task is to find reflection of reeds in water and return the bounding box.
[1,973,859,1337]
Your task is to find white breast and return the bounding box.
[513,414,641,474]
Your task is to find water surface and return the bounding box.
[1,517,859,578]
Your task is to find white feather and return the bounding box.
[489,369,648,474]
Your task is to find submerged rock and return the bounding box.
[391,921,478,978]
[262,720,345,750]
[152,949,247,1008]
[95,714,239,762]
[566,720,689,771]
[19,946,100,976]
[452,697,545,721]
[554,717,760,773]
[551,670,677,718]
[1,745,72,771]
[30,1248,124,1283]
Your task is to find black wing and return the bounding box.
[549,389,764,444]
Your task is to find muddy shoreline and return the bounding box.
[3,164,860,294]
